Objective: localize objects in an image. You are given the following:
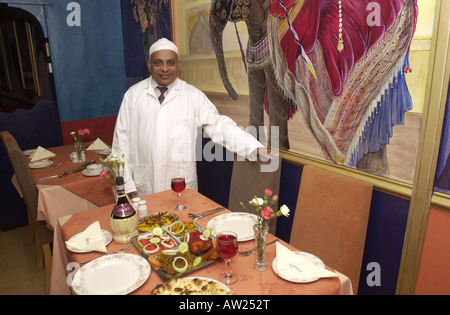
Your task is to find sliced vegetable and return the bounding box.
[150,237,161,244]
[178,241,189,253]
[203,229,211,238]
[193,256,202,267]
[143,243,160,255]
[161,239,176,249]
[152,227,164,235]
[173,256,188,273]
[161,249,179,255]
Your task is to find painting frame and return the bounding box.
[0,25,11,92]
[13,19,40,96]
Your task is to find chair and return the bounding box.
[0,131,53,295]
[228,154,282,234]
[290,165,373,294]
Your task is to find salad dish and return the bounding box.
[132,221,219,281]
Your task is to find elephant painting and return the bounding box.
[210,0,418,175]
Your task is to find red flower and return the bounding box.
[265,188,273,196]
[261,206,273,220]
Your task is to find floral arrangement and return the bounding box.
[71,129,90,162]
[70,128,90,143]
[240,189,290,231]
[99,154,125,185]
[240,189,290,271]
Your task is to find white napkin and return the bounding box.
[65,221,107,253]
[30,146,56,162]
[86,138,110,151]
[275,242,338,281]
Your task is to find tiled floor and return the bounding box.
[0,226,46,295]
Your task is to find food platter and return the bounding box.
[132,221,219,281]
[137,212,179,232]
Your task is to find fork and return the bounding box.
[188,207,225,220]
[80,243,133,266]
[239,239,278,256]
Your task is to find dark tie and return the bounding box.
[157,86,168,104]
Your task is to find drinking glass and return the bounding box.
[171,177,186,210]
[216,231,238,285]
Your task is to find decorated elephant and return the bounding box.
[210,0,418,174]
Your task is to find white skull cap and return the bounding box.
[149,38,179,57]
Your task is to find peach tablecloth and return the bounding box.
[27,143,115,229]
[53,189,353,295]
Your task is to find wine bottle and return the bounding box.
[111,176,136,219]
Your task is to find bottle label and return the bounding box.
[112,204,135,217]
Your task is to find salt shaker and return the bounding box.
[137,200,148,218]
[131,197,141,210]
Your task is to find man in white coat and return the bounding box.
[112,38,265,197]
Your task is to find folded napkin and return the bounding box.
[65,221,107,253]
[30,146,56,162]
[86,138,110,151]
[276,242,338,281]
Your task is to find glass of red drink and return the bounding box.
[171,177,186,210]
[216,231,238,284]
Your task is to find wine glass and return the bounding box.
[216,231,238,285]
[171,176,186,210]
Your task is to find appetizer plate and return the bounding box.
[66,230,112,253]
[28,160,54,169]
[272,251,325,283]
[72,253,150,295]
[98,149,112,156]
[207,212,258,241]
[81,165,107,177]
[23,149,36,156]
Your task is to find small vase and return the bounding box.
[253,224,269,271]
[73,141,85,163]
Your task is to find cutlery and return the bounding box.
[80,243,133,266]
[53,163,62,168]
[188,207,225,220]
[37,160,95,182]
[239,239,278,256]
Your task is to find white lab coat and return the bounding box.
[112,77,263,196]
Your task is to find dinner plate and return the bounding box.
[72,253,151,295]
[206,212,258,241]
[66,230,112,253]
[272,251,325,283]
[28,160,54,169]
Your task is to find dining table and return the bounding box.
[22,143,115,230]
[52,188,353,295]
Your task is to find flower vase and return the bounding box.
[73,141,85,163]
[253,224,269,271]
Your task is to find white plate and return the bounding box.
[72,253,151,295]
[23,149,36,156]
[28,160,54,169]
[66,230,113,253]
[272,251,325,283]
[206,212,258,241]
[81,165,107,177]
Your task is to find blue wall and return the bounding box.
[41,0,126,121]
